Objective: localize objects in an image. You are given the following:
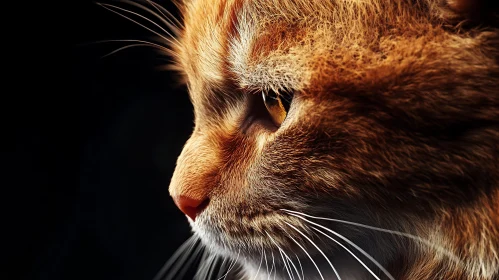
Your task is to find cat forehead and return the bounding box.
[177,0,441,100]
[177,0,332,93]
[178,0,243,92]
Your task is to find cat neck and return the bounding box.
[393,190,499,280]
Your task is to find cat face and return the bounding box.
[169,0,499,278]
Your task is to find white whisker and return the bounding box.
[85,39,165,47]
[218,248,240,280]
[278,229,306,280]
[164,237,201,280]
[100,2,178,44]
[286,233,325,280]
[221,259,236,280]
[284,222,341,280]
[264,249,269,278]
[174,243,204,280]
[266,231,301,280]
[145,0,183,29]
[312,226,384,280]
[208,255,221,280]
[268,252,275,280]
[120,0,182,37]
[144,0,181,34]
[252,246,264,280]
[282,252,295,280]
[96,3,180,48]
[295,254,304,280]
[279,250,295,280]
[281,209,462,265]
[152,236,198,280]
[273,256,277,280]
[92,39,179,59]
[194,252,217,280]
[285,257,299,280]
[100,43,168,58]
[265,232,292,280]
[284,211,403,280]
[216,256,228,279]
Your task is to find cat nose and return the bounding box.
[172,195,209,221]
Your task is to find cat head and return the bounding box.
[168,0,499,278]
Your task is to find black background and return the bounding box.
[28,1,193,279]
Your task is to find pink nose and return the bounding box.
[172,195,209,221]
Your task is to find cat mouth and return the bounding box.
[189,207,335,262]
[190,209,372,280]
[191,209,286,251]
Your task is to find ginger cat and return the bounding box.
[152,0,498,279]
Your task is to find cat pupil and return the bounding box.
[262,90,291,127]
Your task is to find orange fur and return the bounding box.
[168,0,499,279]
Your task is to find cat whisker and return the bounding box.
[272,253,277,280]
[99,43,167,59]
[143,0,182,33]
[208,254,221,280]
[153,235,198,280]
[285,258,299,280]
[278,245,294,279]
[118,0,181,38]
[265,231,301,280]
[96,2,180,48]
[286,232,326,280]
[193,251,215,280]
[289,212,394,280]
[93,39,178,59]
[284,222,341,280]
[294,254,304,280]
[219,259,236,280]
[174,242,205,280]
[217,248,240,280]
[251,246,264,280]
[216,256,228,279]
[277,231,305,280]
[281,252,295,279]
[264,248,269,278]
[267,252,275,280]
[144,0,183,29]
[265,232,291,279]
[163,236,201,280]
[81,38,167,48]
[281,209,462,265]
[311,226,384,280]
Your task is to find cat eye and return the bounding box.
[262,90,293,127]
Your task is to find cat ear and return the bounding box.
[445,0,498,25]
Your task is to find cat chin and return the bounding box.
[189,216,248,260]
[191,217,390,280]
